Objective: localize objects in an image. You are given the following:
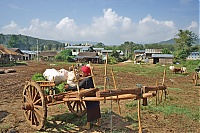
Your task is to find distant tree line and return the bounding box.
[0,30,199,62]
[93,30,199,62]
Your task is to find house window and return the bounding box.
[73,49,76,52]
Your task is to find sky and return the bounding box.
[0,0,199,45]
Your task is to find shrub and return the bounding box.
[31,73,46,81]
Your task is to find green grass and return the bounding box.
[168,87,183,91]
[143,104,199,121]
[0,61,27,67]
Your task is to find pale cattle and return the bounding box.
[181,67,187,73]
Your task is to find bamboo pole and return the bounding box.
[155,79,158,106]
[162,69,167,100]
[111,68,121,114]
[160,69,166,102]
[72,64,80,94]
[103,53,108,103]
[104,53,108,91]
[138,99,142,133]
[89,61,96,88]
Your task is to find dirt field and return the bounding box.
[0,61,199,133]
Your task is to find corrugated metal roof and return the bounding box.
[190,52,200,54]
[76,56,99,59]
[21,50,37,54]
[65,46,91,49]
[102,50,113,53]
[145,49,162,53]
[93,48,104,50]
[134,50,145,53]
[152,54,174,58]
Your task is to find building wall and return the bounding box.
[187,52,200,60]
[159,58,173,64]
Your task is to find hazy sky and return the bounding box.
[0,0,199,45]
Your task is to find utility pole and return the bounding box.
[37,39,39,62]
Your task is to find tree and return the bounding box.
[174,29,198,49]
[55,49,72,61]
[0,34,5,44]
[111,50,119,58]
[161,48,171,54]
[94,42,105,48]
[173,30,198,60]
[7,35,20,48]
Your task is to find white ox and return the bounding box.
[58,68,69,77]
[43,68,67,84]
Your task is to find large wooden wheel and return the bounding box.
[66,101,87,116]
[22,81,47,130]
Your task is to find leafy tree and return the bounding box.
[7,35,20,48]
[111,50,119,58]
[94,42,105,48]
[55,49,72,61]
[161,48,171,54]
[174,29,198,49]
[0,34,5,44]
[173,30,198,60]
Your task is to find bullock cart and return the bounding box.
[22,79,167,131]
[22,58,168,132]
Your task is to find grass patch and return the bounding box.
[125,101,137,108]
[0,61,27,67]
[125,112,138,123]
[111,63,167,77]
[143,104,199,120]
[168,87,183,91]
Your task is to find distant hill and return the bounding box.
[159,38,200,45]
[0,34,64,51]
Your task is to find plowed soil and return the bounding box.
[0,61,199,133]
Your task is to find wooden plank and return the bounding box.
[96,87,142,97]
[62,92,156,102]
[78,88,99,98]
[144,85,167,92]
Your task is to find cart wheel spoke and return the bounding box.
[34,98,42,105]
[76,102,79,113]
[78,102,82,112]
[33,110,41,125]
[72,101,77,110]
[67,101,87,116]
[80,102,86,110]
[34,106,44,116]
[33,91,39,102]
[23,94,31,103]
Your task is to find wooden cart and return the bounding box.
[22,79,167,130]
